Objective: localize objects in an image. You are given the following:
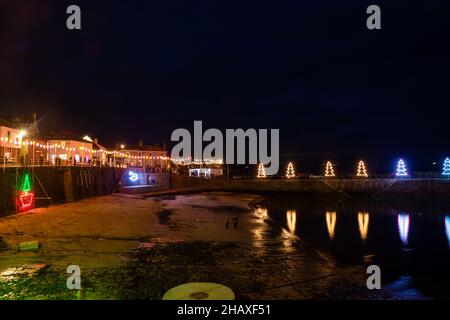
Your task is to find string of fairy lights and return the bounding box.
[0,136,226,165]
[2,134,450,176]
[256,158,450,178]
[0,137,218,163]
[0,137,174,161]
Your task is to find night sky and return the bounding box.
[1,0,450,173]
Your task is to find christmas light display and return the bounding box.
[356,160,368,177]
[325,161,335,177]
[128,170,139,182]
[17,172,34,213]
[443,158,450,176]
[396,159,408,177]
[285,162,295,178]
[257,163,266,178]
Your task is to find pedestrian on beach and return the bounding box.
[225,216,230,229]
[233,216,239,228]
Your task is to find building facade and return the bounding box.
[45,133,94,166]
[0,119,25,164]
[117,143,169,172]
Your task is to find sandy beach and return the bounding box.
[0,192,380,300]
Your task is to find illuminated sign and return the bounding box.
[128,171,139,182]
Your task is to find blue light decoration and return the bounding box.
[397,213,410,246]
[128,170,139,183]
[443,158,450,177]
[396,159,408,177]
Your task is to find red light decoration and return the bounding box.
[18,191,34,212]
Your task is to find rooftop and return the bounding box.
[0,118,19,129]
[122,145,166,152]
[43,132,92,143]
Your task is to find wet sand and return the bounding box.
[0,192,382,300]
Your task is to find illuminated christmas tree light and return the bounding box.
[443,158,450,177]
[17,172,34,213]
[325,161,335,177]
[396,159,408,177]
[356,160,368,177]
[257,163,266,178]
[20,172,32,192]
[285,162,295,178]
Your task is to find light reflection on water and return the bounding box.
[281,210,298,252]
[251,207,269,248]
[286,210,297,234]
[446,215,450,248]
[358,212,370,242]
[251,197,450,299]
[397,213,410,247]
[325,211,337,240]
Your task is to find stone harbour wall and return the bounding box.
[0,167,125,216]
[169,176,450,198]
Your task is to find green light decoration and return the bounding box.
[20,172,32,192]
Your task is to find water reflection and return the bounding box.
[397,213,410,246]
[252,207,269,247]
[286,210,297,234]
[281,210,298,252]
[326,211,337,240]
[255,207,269,220]
[445,216,450,248]
[358,212,370,241]
[252,197,450,299]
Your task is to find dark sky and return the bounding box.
[1,0,450,173]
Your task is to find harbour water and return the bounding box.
[253,196,450,299]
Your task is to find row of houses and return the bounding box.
[0,114,169,171]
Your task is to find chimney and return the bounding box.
[30,113,39,134]
[138,139,144,147]
[94,138,99,145]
